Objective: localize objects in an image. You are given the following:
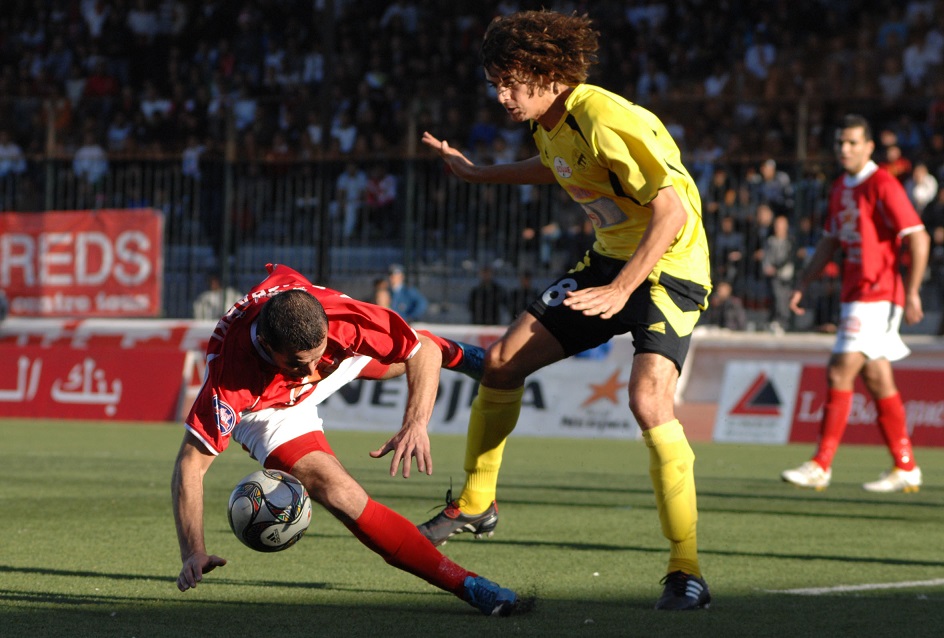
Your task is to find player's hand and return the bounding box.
[563,283,630,320]
[369,424,432,478]
[789,289,805,315]
[904,292,924,325]
[421,132,477,181]
[177,552,226,592]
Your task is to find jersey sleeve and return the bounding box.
[877,172,924,235]
[321,294,421,363]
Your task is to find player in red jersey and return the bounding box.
[171,264,518,616]
[782,114,930,493]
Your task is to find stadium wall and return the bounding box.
[2,318,943,447]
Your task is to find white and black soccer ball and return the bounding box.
[227,469,312,552]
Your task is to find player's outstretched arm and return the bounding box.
[421,131,555,185]
[172,433,227,591]
[369,334,442,478]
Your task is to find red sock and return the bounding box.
[875,393,916,471]
[415,329,463,368]
[812,389,854,470]
[344,498,472,596]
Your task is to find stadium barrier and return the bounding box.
[2,318,943,446]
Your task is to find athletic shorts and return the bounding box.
[528,250,710,371]
[833,301,910,361]
[232,354,373,470]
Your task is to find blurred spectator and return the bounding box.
[745,203,776,301]
[928,226,944,334]
[905,162,939,213]
[387,263,428,323]
[700,281,747,331]
[702,166,736,235]
[712,215,746,290]
[877,57,907,105]
[372,276,392,309]
[923,184,944,231]
[0,288,8,322]
[902,26,942,90]
[192,272,242,320]
[506,269,539,320]
[365,163,397,239]
[752,159,794,216]
[0,131,27,178]
[330,161,367,239]
[762,215,796,333]
[330,110,358,155]
[73,131,109,185]
[880,143,912,182]
[468,264,506,325]
[744,28,777,88]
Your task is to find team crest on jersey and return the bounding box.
[213,395,238,435]
[553,156,572,178]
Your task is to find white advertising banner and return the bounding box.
[319,327,643,439]
[713,360,803,444]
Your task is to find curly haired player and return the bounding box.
[420,9,712,610]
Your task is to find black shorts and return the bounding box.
[528,250,710,371]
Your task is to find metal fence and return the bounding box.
[1,150,843,324]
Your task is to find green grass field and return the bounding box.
[1,419,942,638]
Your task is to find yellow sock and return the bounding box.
[643,419,701,577]
[458,385,524,514]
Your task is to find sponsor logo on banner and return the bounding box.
[318,334,642,439]
[790,366,944,447]
[0,209,164,317]
[713,361,802,444]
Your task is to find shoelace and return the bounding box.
[660,571,692,595]
[424,479,462,515]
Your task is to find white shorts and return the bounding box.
[832,301,910,362]
[232,354,373,466]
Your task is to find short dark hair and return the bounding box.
[839,114,873,141]
[257,289,328,354]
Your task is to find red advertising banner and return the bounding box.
[0,318,212,422]
[790,366,944,447]
[0,209,163,317]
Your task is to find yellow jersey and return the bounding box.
[532,83,711,286]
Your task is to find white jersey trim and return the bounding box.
[183,423,220,456]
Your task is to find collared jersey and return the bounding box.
[532,83,711,286]
[185,263,420,455]
[825,161,925,305]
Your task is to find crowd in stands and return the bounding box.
[2,0,944,330]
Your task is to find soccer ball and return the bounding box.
[227,469,312,552]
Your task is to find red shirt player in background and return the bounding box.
[171,263,517,616]
[782,114,930,493]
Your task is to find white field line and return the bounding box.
[765,578,944,596]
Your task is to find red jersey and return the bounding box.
[186,264,420,455]
[825,161,925,305]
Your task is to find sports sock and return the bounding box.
[345,498,471,597]
[458,385,524,514]
[643,420,700,577]
[875,393,916,471]
[812,388,854,470]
